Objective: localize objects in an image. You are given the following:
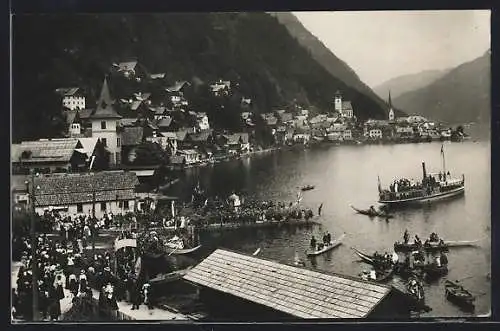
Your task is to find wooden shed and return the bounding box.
[183,249,413,321]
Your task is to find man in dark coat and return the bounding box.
[130,278,141,310]
[48,285,61,321]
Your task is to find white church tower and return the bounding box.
[388,91,395,121]
[334,90,343,114]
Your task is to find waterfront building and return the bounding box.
[369,128,383,139]
[31,171,139,218]
[184,249,414,320]
[334,90,354,119]
[178,149,200,165]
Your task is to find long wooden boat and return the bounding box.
[423,263,448,278]
[394,241,449,253]
[359,267,394,283]
[352,247,376,265]
[306,233,345,257]
[301,185,315,191]
[350,205,394,218]
[165,244,202,255]
[445,280,475,308]
[149,268,191,285]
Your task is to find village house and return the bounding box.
[111,60,148,81]
[121,126,145,164]
[183,249,414,321]
[293,132,311,144]
[293,115,308,128]
[222,133,250,154]
[407,115,428,124]
[12,138,89,174]
[277,111,294,125]
[195,112,210,131]
[334,90,355,119]
[88,79,123,166]
[65,109,93,138]
[395,125,415,138]
[166,81,191,107]
[32,171,139,218]
[146,131,178,156]
[369,128,383,140]
[210,80,231,97]
[56,87,86,111]
[177,149,200,165]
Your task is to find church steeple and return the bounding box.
[388,90,393,109]
[91,77,121,119]
[388,90,395,121]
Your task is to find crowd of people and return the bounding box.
[12,210,164,321]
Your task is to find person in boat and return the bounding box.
[369,205,376,214]
[323,232,330,246]
[326,231,331,244]
[440,252,448,266]
[403,230,409,244]
[414,235,422,247]
[318,203,323,216]
[310,236,317,249]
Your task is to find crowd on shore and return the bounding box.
[11,211,169,321]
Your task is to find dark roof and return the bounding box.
[11,175,28,192]
[55,87,81,97]
[176,130,188,141]
[188,129,213,142]
[121,127,144,146]
[90,79,122,119]
[119,118,138,127]
[150,73,166,79]
[12,139,82,163]
[166,81,191,93]
[117,61,137,72]
[278,112,294,123]
[33,171,139,207]
[184,249,392,319]
[342,101,353,111]
[157,117,173,128]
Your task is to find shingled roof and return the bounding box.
[12,139,83,163]
[184,249,392,319]
[33,171,139,207]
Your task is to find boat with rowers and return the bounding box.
[306,232,345,257]
[395,231,449,253]
[378,144,465,206]
[350,205,394,219]
[164,236,202,255]
[445,280,475,310]
[359,267,394,283]
[301,185,315,191]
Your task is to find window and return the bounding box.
[117,137,121,147]
[118,201,123,208]
[102,138,107,146]
[123,201,129,210]
[100,202,106,211]
[77,203,83,213]
[116,152,121,165]
[101,121,106,129]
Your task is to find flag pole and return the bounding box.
[441,144,446,176]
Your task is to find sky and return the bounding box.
[294,10,491,88]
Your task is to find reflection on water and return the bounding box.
[166,141,491,317]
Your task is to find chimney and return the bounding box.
[422,162,427,180]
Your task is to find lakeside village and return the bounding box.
[12,60,478,322]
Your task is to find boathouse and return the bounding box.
[183,249,413,321]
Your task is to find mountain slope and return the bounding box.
[271,12,405,117]
[373,69,450,99]
[12,13,389,142]
[392,51,490,124]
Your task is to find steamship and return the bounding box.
[378,145,465,206]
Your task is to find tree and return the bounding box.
[132,142,168,166]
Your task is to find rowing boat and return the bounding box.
[394,241,449,253]
[306,233,345,257]
[445,280,475,309]
[352,247,376,265]
[350,205,394,219]
[301,185,315,191]
[165,244,202,255]
[359,267,394,283]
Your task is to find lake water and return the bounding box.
[167,140,491,318]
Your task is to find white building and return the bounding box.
[343,129,353,140]
[89,79,123,166]
[178,149,200,165]
[56,87,86,110]
[334,90,354,118]
[196,112,210,131]
[33,171,139,219]
[407,115,428,124]
[369,129,383,139]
